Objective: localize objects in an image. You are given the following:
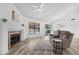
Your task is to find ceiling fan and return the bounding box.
[32,3,45,14]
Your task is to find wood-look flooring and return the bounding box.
[7,36,79,55]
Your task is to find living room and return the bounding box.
[0,3,79,55]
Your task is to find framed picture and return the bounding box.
[12,10,15,21]
[12,10,19,22]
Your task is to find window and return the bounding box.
[45,24,51,36]
[29,22,40,34]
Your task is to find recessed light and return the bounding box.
[71,19,76,21]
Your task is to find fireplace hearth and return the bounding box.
[8,31,21,49]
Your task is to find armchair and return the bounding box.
[49,30,74,49]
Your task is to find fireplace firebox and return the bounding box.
[8,31,21,49]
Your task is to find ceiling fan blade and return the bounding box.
[33,9,43,14]
[32,5,38,8]
[40,3,45,8]
[38,9,43,14]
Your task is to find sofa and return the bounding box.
[49,30,74,49]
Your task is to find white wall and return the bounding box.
[0,4,49,54]
[0,23,3,54]
[51,8,79,38]
[0,3,24,54]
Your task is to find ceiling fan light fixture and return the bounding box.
[32,3,45,14]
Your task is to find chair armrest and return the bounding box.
[60,38,68,40]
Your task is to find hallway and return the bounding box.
[7,36,79,55]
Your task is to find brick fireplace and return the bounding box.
[8,31,21,49]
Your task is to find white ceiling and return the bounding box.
[14,3,79,22]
